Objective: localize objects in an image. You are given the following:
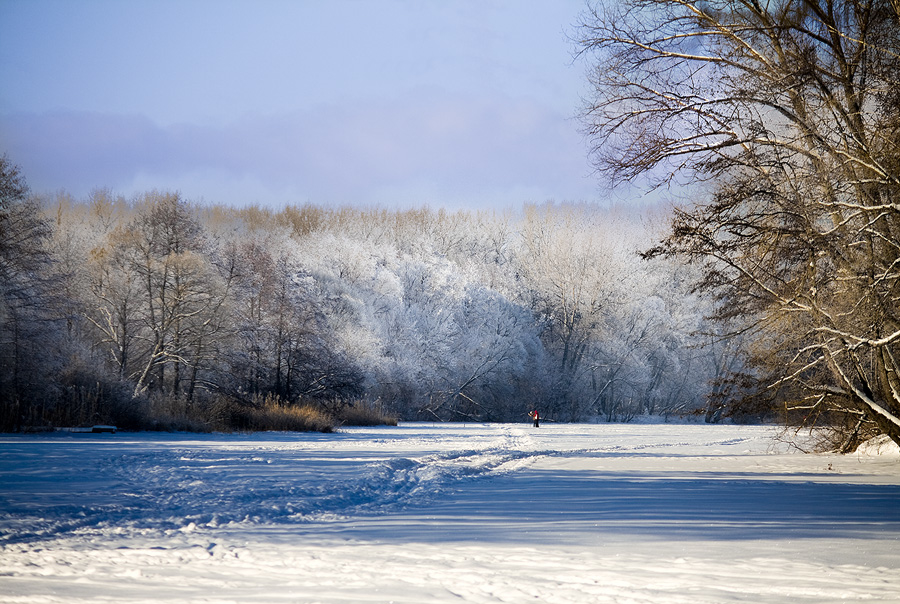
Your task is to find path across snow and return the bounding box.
[1,423,898,603]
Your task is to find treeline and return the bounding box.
[0,157,730,431]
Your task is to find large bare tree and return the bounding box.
[576,0,900,448]
[0,155,63,429]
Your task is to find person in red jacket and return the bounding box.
[529,409,540,428]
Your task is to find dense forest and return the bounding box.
[0,155,733,431]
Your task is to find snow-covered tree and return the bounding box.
[577,0,900,448]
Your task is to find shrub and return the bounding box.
[216,394,335,433]
[244,401,335,433]
[30,363,150,431]
[333,400,398,426]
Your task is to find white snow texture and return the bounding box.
[1,423,899,603]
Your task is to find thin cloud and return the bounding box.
[1,92,596,208]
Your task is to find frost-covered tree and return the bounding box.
[0,180,723,429]
[515,204,619,419]
[512,203,695,420]
[222,234,363,405]
[577,0,900,449]
[97,193,230,400]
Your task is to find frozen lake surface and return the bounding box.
[1,423,899,603]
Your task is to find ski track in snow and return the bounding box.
[1,424,549,544]
[0,424,767,544]
[1,423,898,603]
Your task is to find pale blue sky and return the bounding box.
[1,0,601,209]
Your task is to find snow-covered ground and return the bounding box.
[1,423,898,603]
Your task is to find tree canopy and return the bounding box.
[577,0,900,449]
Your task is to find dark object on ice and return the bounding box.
[529,410,540,428]
[65,425,117,433]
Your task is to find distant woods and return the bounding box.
[0,155,728,431]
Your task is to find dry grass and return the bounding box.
[142,394,336,433]
[334,401,398,427]
[242,401,335,433]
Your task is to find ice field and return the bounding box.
[1,422,899,603]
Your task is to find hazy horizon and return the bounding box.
[1,0,615,211]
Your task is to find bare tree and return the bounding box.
[107,193,229,399]
[0,156,63,429]
[576,0,900,448]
